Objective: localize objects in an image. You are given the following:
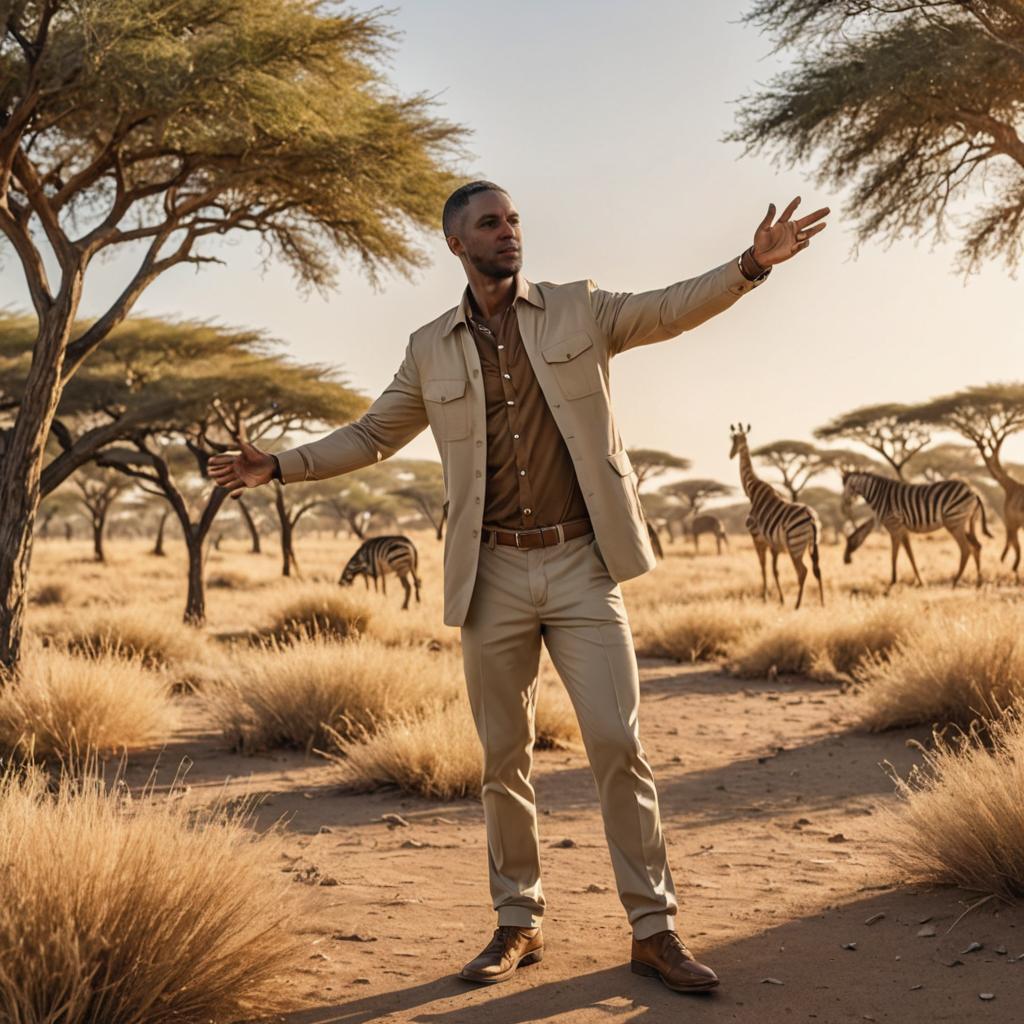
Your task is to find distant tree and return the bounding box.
[35,488,79,541]
[660,478,734,517]
[730,2,1024,275]
[388,459,447,539]
[815,403,931,479]
[70,463,134,562]
[0,0,465,671]
[800,486,847,545]
[752,439,831,500]
[77,320,365,623]
[627,449,691,490]
[909,384,1024,571]
[638,491,682,542]
[908,442,985,483]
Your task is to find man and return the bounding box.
[209,182,828,993]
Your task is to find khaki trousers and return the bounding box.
[460,530,678,941]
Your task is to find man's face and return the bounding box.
[448,190,523,279]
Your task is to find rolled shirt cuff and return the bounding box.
[274,447,309,484]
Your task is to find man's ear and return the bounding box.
[446,234,463,257]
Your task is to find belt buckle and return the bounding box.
[514,530,525,549]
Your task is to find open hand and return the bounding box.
[208,439,276,499]
[752,196,829,267]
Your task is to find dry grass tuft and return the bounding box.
[324,700,483,800]
[885,710,1024,899]
[264,586,373,642]
[0,646,175,762]
[30,582,66,606]
[206,636,462,753]
[0,764,306,1022]
[729,601,917,681]
[633,600,764,662]
[534,676,582,750]
[856,604,1024,731]
[54,605,209,669]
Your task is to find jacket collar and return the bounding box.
[442,273,544,337]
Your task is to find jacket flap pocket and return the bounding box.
[606,449,634,477]
[541,331,594,363]
[422,378,468,404]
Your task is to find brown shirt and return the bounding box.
[465,290,589,531]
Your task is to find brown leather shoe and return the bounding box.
[630,930,719,992]
[458,924,544,984]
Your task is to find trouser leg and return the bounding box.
[460,541,544,928]
[540,534,678,940]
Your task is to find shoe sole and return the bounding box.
[630,957,719,992]
[458,947,544,984]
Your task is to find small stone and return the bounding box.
[979,993,995,1001]
[995,946,1007,955]
[944,959,964,968]
[318,875,339,886]
[585,883,608,893]
[353,977,371,985]
[910,984,923,991]
[761,977,784,985]
[960,942,983,955]
[793,818,812,828]
[918,915,933,924]
[917,925,937,938]
[827,833,848,843]
[841,942,857,951]
[310,951,330,961]
[554,837,577,848]
[333,933,377,943]
[380,813,409,828]
[865,913,886,926]
[401,839,425,849]
[318,825,332,833]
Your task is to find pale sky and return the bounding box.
[4,0,1023,494]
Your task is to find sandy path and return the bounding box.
[129,661,1024,1024]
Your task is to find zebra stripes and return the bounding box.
[339,534,422,609]
[730,424,823,608]
[841,471,992,587]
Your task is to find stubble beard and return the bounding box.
[468,250,523,280]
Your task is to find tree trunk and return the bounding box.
[183,531,206,625]
[64,521,73,541]
[153,509,169,556]
[92,514,105,563]
[238,497,261,553]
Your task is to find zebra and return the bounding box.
[685,513,729,555]
[339,535,422,610]
[646,521,665,559]
[729,424,823,608]
[840,471,992,588]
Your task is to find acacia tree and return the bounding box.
[731,2,1024,275]
[66,320,365,622]
[388,459,447,539]
[626,449,691,490]
[70,462,133,562]
[909,384,1024,571]
[0,0,463,669]
[660,478,734,517]
[751,439,831,500]
[815,403,931,478]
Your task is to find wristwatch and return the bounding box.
[270,454,282,481]
[738,245,771,285]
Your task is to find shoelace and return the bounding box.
[484,925,529,956]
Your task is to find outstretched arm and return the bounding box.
[591,197,829,356]
[208,340,428,498]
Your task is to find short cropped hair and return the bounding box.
[442,180,509,237]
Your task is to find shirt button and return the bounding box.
[503,372,511,380]
[475,440,483,447]
[519,469,526,476]
[472,529,479,537]
[506,399,514,406]
[475,470,482,478]
[513,433,520,440]
[523,507,532,515]
[475,497,481,504]
[497,344,504,350]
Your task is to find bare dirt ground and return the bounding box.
[124,659,1024,1024]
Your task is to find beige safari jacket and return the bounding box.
[276,256,765,626]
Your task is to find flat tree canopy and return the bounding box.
[730,2,1024,274]
[815,402,931,478]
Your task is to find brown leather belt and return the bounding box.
[481,517,593,550]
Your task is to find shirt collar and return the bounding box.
[442,273,544,337]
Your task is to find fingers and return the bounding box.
[228,486,246,500]
[208,451,239,468]
[795,206,830,229]
[800,222,828,241]
[778,195,801,222]
[757,203,776,231]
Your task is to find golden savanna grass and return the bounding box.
[205,635,463,752]
[324,673,581,799]
[856,603,1024,730]
[0,765,306,1023]
[886,710,1024,899]
[0,644,175,762]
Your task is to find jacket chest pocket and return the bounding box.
[607,448,644,521]
[423,377,471,441]
[541,331,602,399]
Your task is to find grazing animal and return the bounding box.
[339,535,422,609]
[685,513,729,555]
[729,424,823,608]
[840,471,992,588]
[842,517,876,564]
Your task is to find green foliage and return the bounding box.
[731,2,1024,273]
